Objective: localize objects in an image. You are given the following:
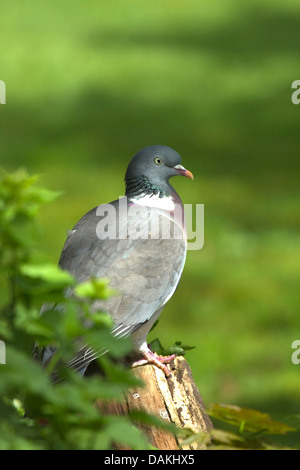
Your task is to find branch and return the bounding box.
[96,356,213,450]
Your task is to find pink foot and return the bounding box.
[132,350,176,377]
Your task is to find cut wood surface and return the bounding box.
[96,356,213,450]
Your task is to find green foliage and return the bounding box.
[74,277,117,301]
[207,403,294,435]
[149,337,195,357]
[0,169,153,450]
[181,404,296,450]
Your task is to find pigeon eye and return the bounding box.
[154,157,163,165]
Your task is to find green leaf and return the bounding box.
[148,338,165,356]
[101,415,148,450]
[74,277,116,300]
[20,263,75,286]
[207,403,296,435]
[149,338,195,357]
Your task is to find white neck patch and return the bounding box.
[129,193,175,211]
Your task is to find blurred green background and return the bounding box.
[1,0,300,430]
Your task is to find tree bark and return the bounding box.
[96,356,213,450]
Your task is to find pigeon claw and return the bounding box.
[132,350,176,377]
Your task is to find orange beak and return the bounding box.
[174,164,194,180]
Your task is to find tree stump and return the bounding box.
[96,356,213,450]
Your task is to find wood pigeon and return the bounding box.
[41,145,193,378]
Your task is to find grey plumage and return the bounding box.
[39,145,193,378]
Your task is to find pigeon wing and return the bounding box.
[59,199,187,329]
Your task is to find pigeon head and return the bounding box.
[125,145,193,198]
